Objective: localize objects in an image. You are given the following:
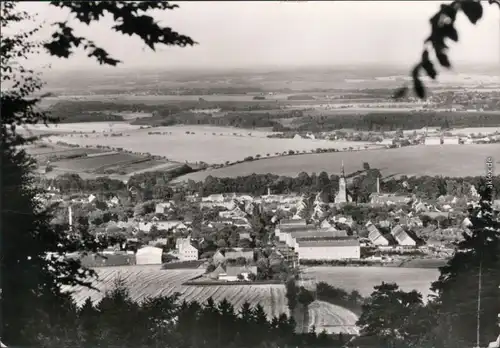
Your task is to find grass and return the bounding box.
[65,266,288,320]
[45,125,379,164]
[308,301,359,335]
[303,266,440,301]
[177,144,500,181]
[52,153,144,172]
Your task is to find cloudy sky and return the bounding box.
[16,1,500,71]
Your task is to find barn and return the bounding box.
[136,246,163,265]
[296,238,360,261]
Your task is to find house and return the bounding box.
[493,200,500,211]
[366,222,389,246]
[391,225,416,246]
[209,264,227,279]
[156,220,183,231]
[213,248,254,265]
[231,218,251,229]
[138,222,154,233]
[286,230,342,249]
[239,232,252,241]
[370,193,410,206]
[218,265,258,282]
[320,219,334,229]
[421,211,450,220]
[155,201,175,214]
[176,237,199,261]
[219,206,247,219]
[296,238,360,261]
[279,218,307,227]
[88,194,97,203]
[107,196,120,207]
[148,238,168,247]
[202,194,225,202]
[136,246,163,265]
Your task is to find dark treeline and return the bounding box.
[277,112,500,132]
[19,280,341,348]
[48,100,284,123]
[132,110,303,128]
[39,170,500,202]
[186,172,500,201]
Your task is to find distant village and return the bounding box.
[38,164,500,284]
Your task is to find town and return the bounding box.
[38,163,500,285]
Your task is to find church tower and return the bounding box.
[335,160,348,203]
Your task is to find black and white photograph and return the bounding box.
[1,1,499,347]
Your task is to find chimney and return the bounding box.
[377,177,380,194]
[68,205,73,228]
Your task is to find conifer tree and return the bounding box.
[430,182,500,347]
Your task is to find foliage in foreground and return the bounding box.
[356,183,500,348]
[30,280,337,348]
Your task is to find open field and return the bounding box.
[308,301,359,335]
[24,141,181,179]
[176,144,500,181]
[63,265,441,333]
[46,125,379,164]
[303,266,440,301]
[65,266,288,320]
[20,122,143,134]
[52,152,147,172]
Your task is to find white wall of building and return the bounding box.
[180,244,199,261]
[136,246,163,265]
[297,245,360,260]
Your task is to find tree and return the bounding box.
[430,183,500,348]
[396,0,500,99]
[356,282,430,348]
[1,1,195,345]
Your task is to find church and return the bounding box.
[335,161,352,204]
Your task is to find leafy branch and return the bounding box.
[45,1,197,66]
[394,0,498,100]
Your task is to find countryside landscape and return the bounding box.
[3,1,500,347]
[24,64,500,342]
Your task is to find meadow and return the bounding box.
[177,144,500,181]
[21,122,142,134]
[52,152,146,172]
[45,125,378,164]
[308,301,359,335]
[63,265,442,334]
[65,266,289,320]
[303,266,440,301]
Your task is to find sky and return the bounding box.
[14,1,500,72]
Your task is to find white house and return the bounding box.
[138,222,154,233]
[217,265,258,282]
[155,220,183,231]
[88,194,97,203]
[155,201,175,214]
[296,238,360,261]
[136,246,163,265]
[176,237,199,261]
